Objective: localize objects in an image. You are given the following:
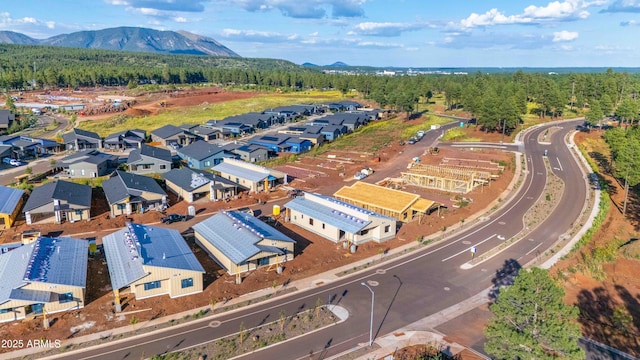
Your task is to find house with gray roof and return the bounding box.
[102,222,204,309]
[150,125,197,147]
[212,158,287,192]
[0,236,88,322]
[187,125,221,142]
[193,210,295,278]
[231,144,269,163]
[23,180,92,224]
[104,129,146,150]
[162,167,240,203]
[102,171,167,217]
[127,144,172,174]
[62,128,102,151]
[59,149,119,178]
[0,109,15,134]
[177,140,236,170]
[284,192,397,245]
[0,135,62,159]
[0,185,24,229]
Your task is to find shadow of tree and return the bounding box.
[577,286,640,357]
[488,259,521,301]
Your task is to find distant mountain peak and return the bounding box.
[0,27,240,57]
[328,61,349,67]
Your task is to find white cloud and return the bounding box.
[0,12,58,35]
[553,30,579,41]
[350,21,427,36]
[601,0,640,13]
[220,28,298,42]
[174,17,188,22]
[456,0,606,29]
[219,0,367,19]
[356,41,404,48]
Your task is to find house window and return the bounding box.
[204,161,211,167]
[80,169,85,176]
[360,229,369,236]
[142,164,151,170]
[58,292,74,303]
[159,164,166,170]
[143,280,161,291]
[117,204,126,210]
[70,169,75,175]
[384,225,390,233]
[181,278,194,289]
[322,223,325,229]
[309,218,314,225]
[0,307,12,314]
[301,214,304,219]
[75,210,83,216]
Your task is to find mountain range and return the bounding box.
[0,27,240,57]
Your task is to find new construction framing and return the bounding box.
[401,163,491,193]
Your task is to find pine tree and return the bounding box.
[484,267,584,360]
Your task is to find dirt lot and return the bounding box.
[551,129,640,356]
[0,89,515,355]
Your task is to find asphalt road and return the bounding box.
[39,119,588,360]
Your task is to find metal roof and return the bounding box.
[162,168,238,192]
[0,185,24,215]
[212,161,270,183]
[23,180,92,212]
[285,195,372,234]
[0,236,88,305]
[102,223,204,290]
[193,211,295,265]
[151,124,185,139]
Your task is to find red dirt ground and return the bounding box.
[0,90,515,355]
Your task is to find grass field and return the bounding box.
[78,91,344,136]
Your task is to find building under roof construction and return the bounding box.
[333,182,439,222]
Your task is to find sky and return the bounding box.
[2,0,640,68]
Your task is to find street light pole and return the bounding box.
[361,282,374,347]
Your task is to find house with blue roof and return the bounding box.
[0,236,88,322]
[284,137,312,153]
[284,192,397,245]
[0,185,24,228]
[193,210,295,279]
[102,222,204,309]
[249,134,311,154]
[177,140,236,170]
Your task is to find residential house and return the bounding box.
[0,236,88,322]
[127,144,172,174]
[103,129,146,151]
[23,180,92,224]
[62,129,102,151]
[0,135,62,159]
[248,134,311,154]
[0,185,24,229]
[102,171,167,217]
[284,192,397,245]
[231,144,269,163]
[338,100,363,111]
[163,167,240,203]
[0,110,15,134]
[223,112,276,131]
[211,158,286,192]
[334,182,439,222]
[177,140,235,170]
[150,125,197,147]
[59,149,119,178]
[187,125,221,142]
[102,222,204,309]
[319,125,344,141]
[193,210,295,277]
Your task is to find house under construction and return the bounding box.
[334,182,439,223]
[401,163,493,194]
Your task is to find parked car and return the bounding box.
[407,138,417,145]
[354,172,367,180]
[10,159,22,167]
[161,214,186,224]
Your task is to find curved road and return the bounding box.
[41,120,588,360]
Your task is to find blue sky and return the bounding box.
[2,0,640,67]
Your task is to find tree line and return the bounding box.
[3,44,640,133]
